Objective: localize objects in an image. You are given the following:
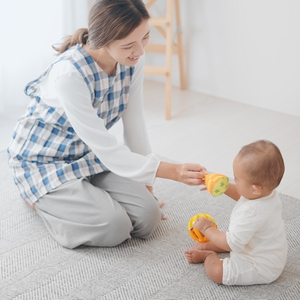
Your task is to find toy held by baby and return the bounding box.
[188,213,217,243]
[204,173,229,196]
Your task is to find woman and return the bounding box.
[8,0,206,249]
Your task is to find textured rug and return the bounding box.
[1,150,300,300]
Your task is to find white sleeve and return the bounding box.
[122,55,152,155]
[54,70,160,186]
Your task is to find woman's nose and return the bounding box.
[133,44,145,56]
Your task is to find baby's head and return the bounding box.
[233,140,285,199]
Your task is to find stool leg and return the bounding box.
[165,0,173,120]
[145,0,185,119]
[175,0,186,90]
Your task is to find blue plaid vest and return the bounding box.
[8,44,134,203]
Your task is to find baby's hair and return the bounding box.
[237,140,285,190]
[53,0,150,55]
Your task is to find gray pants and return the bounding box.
[35,172,163,249]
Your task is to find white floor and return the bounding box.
[1,79,300,199]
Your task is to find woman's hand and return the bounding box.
[175,163,207,186]
[146,185,167,220]
[156,161,207,186]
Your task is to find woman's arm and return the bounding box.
[54,60,207,187]
[121,55,152,156]
[121,55,207,187]
[156,161,207,186]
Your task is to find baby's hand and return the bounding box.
[193,217,215,234]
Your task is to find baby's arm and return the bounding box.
[225,183,240,201]
[194,217,231,251]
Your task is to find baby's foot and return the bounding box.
[184,249,213,264]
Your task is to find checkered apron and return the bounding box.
[8,44,134,204]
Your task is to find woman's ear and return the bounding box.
[252,184,263,196]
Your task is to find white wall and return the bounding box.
[1,1,299,117]
[146,0,300,117]
[0,0,92,113]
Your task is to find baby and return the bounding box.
[185,140,287,285]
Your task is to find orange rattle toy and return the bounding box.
[188,213,217,243]
[204,173,229,197]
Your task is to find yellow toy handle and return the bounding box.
[188,213,217,243]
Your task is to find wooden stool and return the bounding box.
[144,0,186,120]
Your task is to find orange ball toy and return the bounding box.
[188,213,217,243]
[204,173,229,197]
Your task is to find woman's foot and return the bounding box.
[159,201,168,220]
[184,249,214,264]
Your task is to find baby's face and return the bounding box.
[233,156,257,200]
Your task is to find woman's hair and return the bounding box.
[237,140,285,190]
[53,0,150,55]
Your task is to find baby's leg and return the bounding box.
[193,241,229,253]
[204,251,223,284]
[184,250,223,284]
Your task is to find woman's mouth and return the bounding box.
[128,56,139,61]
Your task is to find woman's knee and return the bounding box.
[85,207,133,247]
[131,197,161,239]
[37,203,133,248]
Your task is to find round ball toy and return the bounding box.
[188,213,217,243]
[204,173,229,197]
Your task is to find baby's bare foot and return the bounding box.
[184,249,213,264]
[184,250,205,264]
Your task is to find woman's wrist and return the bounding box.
[156,161,181,181]
[173,163,182,182]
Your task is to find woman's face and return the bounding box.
[106,19,150,66]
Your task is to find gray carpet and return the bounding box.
[1,150,300,300]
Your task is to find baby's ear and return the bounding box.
[252,184,263,196]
